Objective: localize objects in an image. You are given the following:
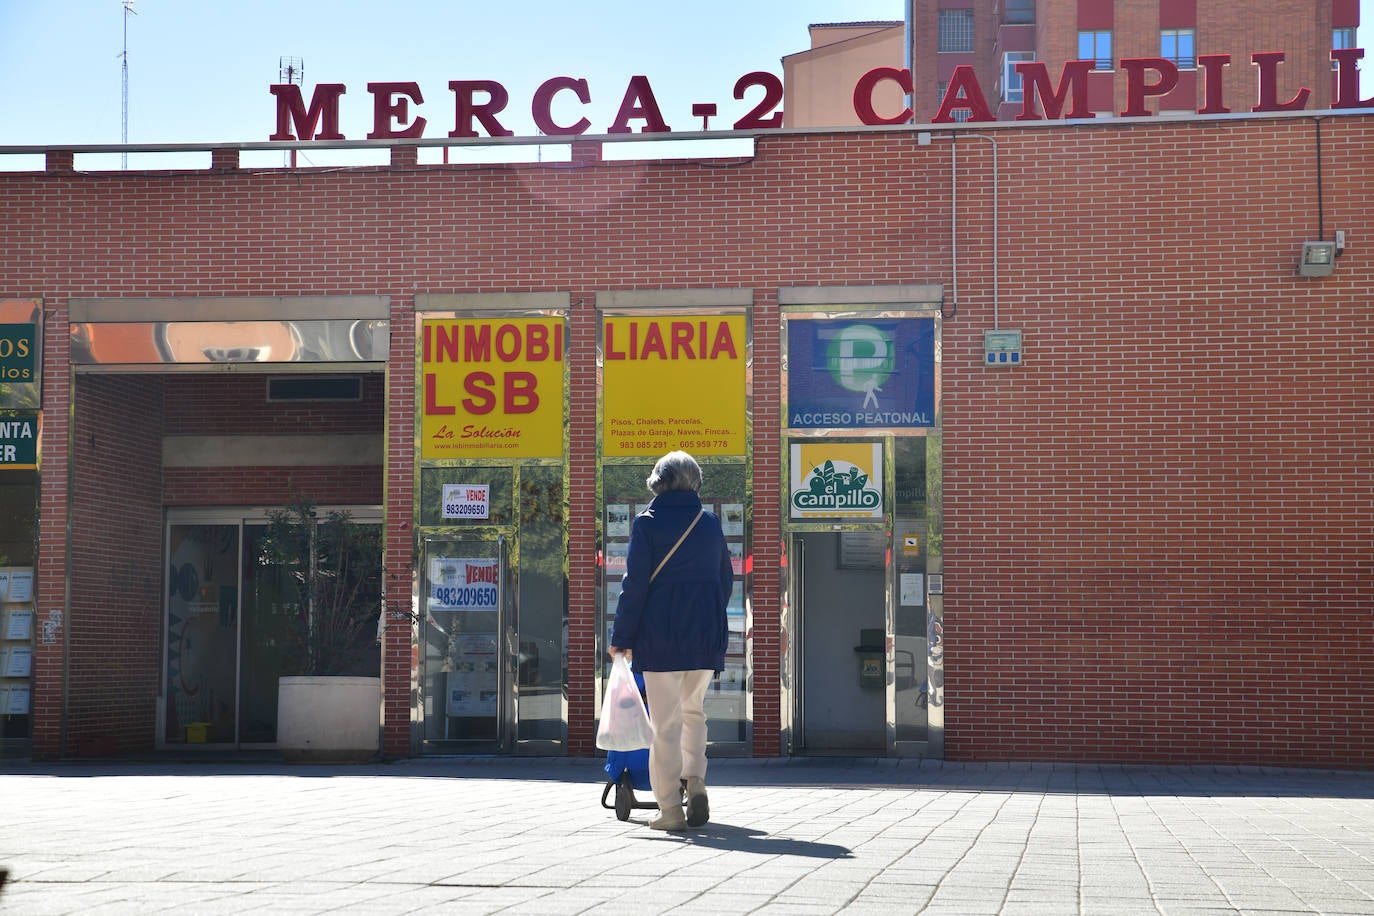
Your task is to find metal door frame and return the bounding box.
[417,531,516,754]
[159,505,383,750]
[785,524,893,756]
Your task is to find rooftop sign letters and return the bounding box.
[270,49,1372,141]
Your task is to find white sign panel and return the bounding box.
[428,557,500,612]
[442,484,490,520]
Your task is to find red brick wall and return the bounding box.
[67,375,165,756]
[5,111,1371,766]
[160,373,385,506]
[940,117,1371,766]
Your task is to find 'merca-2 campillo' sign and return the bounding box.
[270,49,1373,140]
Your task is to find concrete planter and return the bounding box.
[276,675,381,763]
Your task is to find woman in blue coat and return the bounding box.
[609,451,733,831]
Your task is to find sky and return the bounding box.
[0,0,1370,169]
[0,0,903,167]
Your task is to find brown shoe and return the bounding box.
[685,776,709,827]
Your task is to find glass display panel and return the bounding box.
[893,437,930,742]
[0,472,37,752]
[601,458,749,746]
[420,466,515,526]
[516,465,566,747]
[164,525,240,744]
[421,538,506,747]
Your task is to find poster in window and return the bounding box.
[6,569,33,603]
[4,608,32,641]
[605,541,628,576]
[3,646,32,677]
[605,503,631,539]
[720,503,744,537]
[428,558,499,612]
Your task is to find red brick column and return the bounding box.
[566,291,600,755]
[749,288,782,756]
[382,297,416,758]
[31,299,69,760]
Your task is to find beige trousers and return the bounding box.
[642,669,714,811]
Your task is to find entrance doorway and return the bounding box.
[791,530,887,753]
[415,462,567,755]
[162,508,382,748]
[782,434,938,757]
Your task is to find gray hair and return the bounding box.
[647,450,702,494]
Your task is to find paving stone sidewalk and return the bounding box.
[1,757,1372,915]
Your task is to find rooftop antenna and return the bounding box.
[279,57,304,167]
[121,0,137,169]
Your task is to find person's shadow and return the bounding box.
[645,823,852,859]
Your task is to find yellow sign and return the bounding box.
[790,441,884,519]
[602,315,746,456]
[420,318,565,458]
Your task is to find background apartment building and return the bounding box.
[783,0,1362,126]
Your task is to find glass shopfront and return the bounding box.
[415,463,567,754]
[0,470,38,757]
[780,298,943,757]
[414,302,570,755]
[162,509,383,747]
[596,298,754,755]
[599,459,751,750]
[0,299,40,757]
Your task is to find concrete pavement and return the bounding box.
[2,756,1373,915]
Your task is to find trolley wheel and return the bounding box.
[615,771,634,821]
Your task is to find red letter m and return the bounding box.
[1015,61,1095,121]
[269,83,347,140]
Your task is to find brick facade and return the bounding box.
[4,110,1370,766]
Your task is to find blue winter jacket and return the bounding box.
[610,490,733,673]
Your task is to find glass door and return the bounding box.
[163,509,382,748]
[420,535,513,752]
[791,529,888,753]
[164,523,241,745]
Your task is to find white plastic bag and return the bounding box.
[596,655,655,751]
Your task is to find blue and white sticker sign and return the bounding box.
[428,557,500,612]
[787,318,935,429]
[442,484,490,520]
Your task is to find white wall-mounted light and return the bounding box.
[1297,241,1337,277]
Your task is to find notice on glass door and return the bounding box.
[428,558,500,612]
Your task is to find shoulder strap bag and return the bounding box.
[650,509,705,582]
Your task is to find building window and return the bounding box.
[937,81,973,122]
[938,9,975,53]
[1161,28,1196,68]
[1333,28,1356,68]
[1003,0,1034,25]
[1078,30,1112,70]
[1003,51,1035,104]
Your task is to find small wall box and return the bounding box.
[984,329,1023,367]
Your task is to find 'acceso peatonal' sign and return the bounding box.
[269,49,1373,141]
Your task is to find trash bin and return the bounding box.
[853,627,885,689]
